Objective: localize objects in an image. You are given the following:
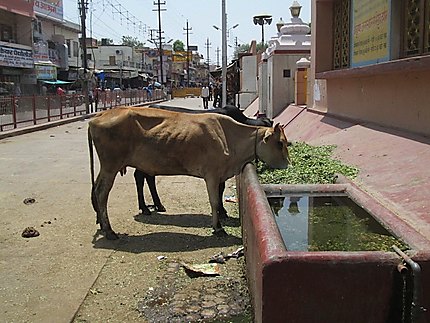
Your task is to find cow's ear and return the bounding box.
[274,123,282,133]
[263,128,274,143]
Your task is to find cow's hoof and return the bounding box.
[141,207,152,216]
[156,204,166,212]
[105,230,119,240]
[212,228,227,236]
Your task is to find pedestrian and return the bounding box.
[14,84,21,97]
[208,83,213,101]
[213,82,221,108]
[201,84,209,109]
[41,84,48,95]
[56,86,65,96]
[94,87,101,111]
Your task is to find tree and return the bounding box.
[233,44,249,59]
[121,36,145,48]
[97,38,114,45]
[233,42,269,59]
[173,40,185,51]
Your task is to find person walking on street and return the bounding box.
[213,82,221,108]
[201,84,209,109]
[56,86,65,96]
[208,83,213,101]
[94,87,101,111]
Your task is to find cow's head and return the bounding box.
[258,124,290,169]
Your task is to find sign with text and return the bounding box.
[173,51,189,62]
[351,0,390,67]
[0,44,33,68]
[34,0,64,21]
[35,64,57,80]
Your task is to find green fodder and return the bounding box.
[256,142,359,184]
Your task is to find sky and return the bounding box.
[62,0,311,63]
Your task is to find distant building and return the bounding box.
[260,2,311,118]
[0,0,81,94]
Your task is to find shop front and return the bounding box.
[0,42,35,95]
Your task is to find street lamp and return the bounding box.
[289,1,302,18]
[213,23,239,38]
[253,14,272,44]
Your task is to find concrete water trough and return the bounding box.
[238,163,430,323]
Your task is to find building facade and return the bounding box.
[310,0,430,136]
[260,2,311,118]
[0,0,81,95]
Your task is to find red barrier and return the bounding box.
[0,89,166,132]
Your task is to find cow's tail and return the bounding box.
[88,126,95,188]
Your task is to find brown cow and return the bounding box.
[88,106,290,240]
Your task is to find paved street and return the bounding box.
[0,97,235,323]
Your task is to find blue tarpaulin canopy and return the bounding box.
[42,80,74,85]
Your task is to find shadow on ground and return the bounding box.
[133,212,240,228]
[92,230,242,254]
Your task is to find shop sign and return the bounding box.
[0,44,33,68]
[34,0,63,21]
[173,51,189,62]
[33,41,49,62]
[351,0,391,67]
[35,64,57,80]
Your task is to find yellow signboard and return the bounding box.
[351,0,390,67]
[172,51,190,62]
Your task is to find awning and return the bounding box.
[42,80,74,85]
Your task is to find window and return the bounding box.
[402,0,430,57]
[73,41,79,57]
[66,39,71,58]
[0,24,13,42]
[283,69,291,78]
[109,56,116,65]
[333,0,350,69]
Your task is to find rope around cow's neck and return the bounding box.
[254,129,259,163]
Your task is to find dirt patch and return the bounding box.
[72,177,252,322]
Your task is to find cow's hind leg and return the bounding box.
[205,178,226,236]
[134,169,151,215]
[146,175,166,212]
[218,182,228,220]
[93,171,118,240]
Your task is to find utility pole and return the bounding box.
[221,0,227,107]
[216,47,221,67]
[205,38,211,85]
[153,1,166,85]
[79,0,89,114]
[183,20,192,87]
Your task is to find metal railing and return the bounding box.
[0,89,165,132]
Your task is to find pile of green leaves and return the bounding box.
[256,142,359,184]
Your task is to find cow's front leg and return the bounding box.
[218,181,228,219]
[205,178,227,236]
[146,175,166,212]
[93,171,118,240]
[134,169,151,215]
